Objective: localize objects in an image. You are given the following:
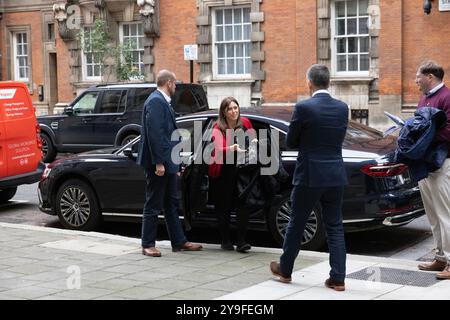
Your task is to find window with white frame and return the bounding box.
[213,7,252,78]
[13,32,29,82]
[333,0,370,74]
[82,27,102,80]
[120,23,145,79]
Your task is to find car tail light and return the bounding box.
[37,137,43,149]
[36,124,43,149]
[360,163,408,177]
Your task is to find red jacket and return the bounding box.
[208,117,254,178]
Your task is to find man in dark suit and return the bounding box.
[137,69,202,257]
[270,64,349,291]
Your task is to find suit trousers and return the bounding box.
[280,185,346,282]
[141,171,187,248]
[418,158,450,263]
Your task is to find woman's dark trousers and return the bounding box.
[212,164,249,245]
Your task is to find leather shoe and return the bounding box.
[325,278,345,291]
[172,241,203,252]
[142,247,161,257]
[436,264,450,280]
[236,243,251,253]
[269,261,292,283]
[418,259,447,272]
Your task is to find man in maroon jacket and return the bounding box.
[415,60,450,279]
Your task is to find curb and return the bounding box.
[0,222,421,266]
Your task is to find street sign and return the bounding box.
[184,44,198,61]
[439,0,450,11]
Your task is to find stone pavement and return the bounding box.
[0,222,449,300]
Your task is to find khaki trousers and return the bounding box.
[418,158,450,263]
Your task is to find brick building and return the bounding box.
[1,0,449,130]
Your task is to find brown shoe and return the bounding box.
[436,265,450,280]
[142,247,161,257]
[172,242,203,252]
[269,261,292,283]
[325,278,345,291]
[418,260,447,272]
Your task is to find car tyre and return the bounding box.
[41,133,57,163]
[120,133,138,146]
[268,193,327,251]
[55,179,102,231]
[0,187,17,204]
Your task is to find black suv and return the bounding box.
[38,83,208,162]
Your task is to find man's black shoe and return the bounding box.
[236,243,251,253]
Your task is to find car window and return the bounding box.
[73,92,99,115]
[172,85,208,115]
[177,119,206,154]
[134,88,154,110]
[277,131,295,152]
[343,122,383,147]
[99,90,127,114]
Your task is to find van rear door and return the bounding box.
[0,94,7,178]
[0,82,42,178]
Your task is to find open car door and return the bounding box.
[179,117,213,230]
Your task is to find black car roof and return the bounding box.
[179,106,384,137]
[86,82,203,90]
[179,106,295,124]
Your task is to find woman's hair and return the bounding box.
[216,96,243,132]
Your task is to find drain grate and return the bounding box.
[347,267,440,287]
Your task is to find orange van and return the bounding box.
[0,81,44,203]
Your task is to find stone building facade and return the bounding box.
[1,0,449,130]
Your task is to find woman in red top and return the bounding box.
[208,97,256,252]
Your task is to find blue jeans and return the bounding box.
[280,186,346,282]
[141,171,187,248]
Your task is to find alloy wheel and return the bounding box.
[121,135,138,146]
[41,137,48,157]
[59,187,91,227]
[276,200,319,245]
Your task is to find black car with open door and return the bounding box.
[38,107,425,251]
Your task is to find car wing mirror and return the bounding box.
[64,106,74,116]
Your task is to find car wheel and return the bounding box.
[55,179,102,231]
[41,133,56,163]
[268,194,326,251]
[120,133,138,146]
[0,187,17,204]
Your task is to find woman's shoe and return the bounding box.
[236,243,251,253]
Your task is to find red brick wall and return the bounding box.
[261,0,317,103]
[402,1,450,104]
[378,0,403,95]
[153,0,200,83]
[1,11,43,102]
[54,25,74,103]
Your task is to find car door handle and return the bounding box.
[82,118,93,123]
[117,117,128,121]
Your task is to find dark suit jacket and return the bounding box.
[137,90,179,174]
[286,92,349,187]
